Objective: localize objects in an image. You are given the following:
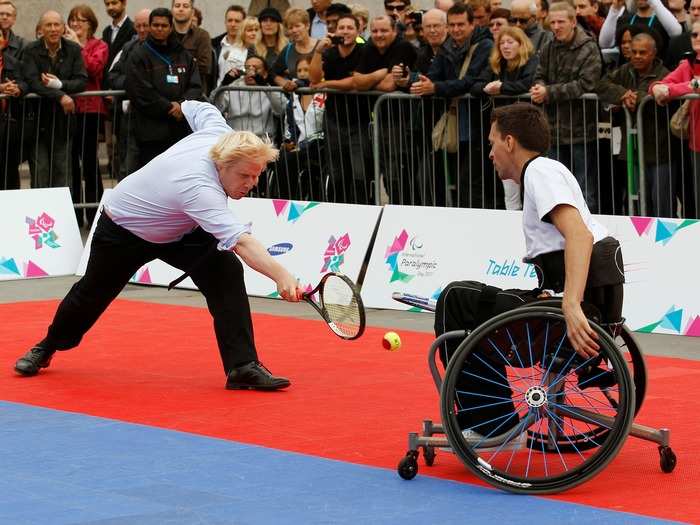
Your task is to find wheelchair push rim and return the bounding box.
[440,306,635,494]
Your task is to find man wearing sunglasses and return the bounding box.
[665,0,700,69]
[385,0,411,25]
[509,0,553,54]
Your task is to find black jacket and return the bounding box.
[125,35,202,144]
[427,26,494,97]
[0,49,28,121]
[665,32,691,71]
[102,16,136,87]
[3,29,25,60]
[107,36,142,90]
[470,55,539,96]
[22,38,88,101]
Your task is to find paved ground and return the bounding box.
[0,275,697,361]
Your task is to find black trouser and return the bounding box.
[39,213,258,375]
[435,281,540,435]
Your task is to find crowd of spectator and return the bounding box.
[1,0,700,220]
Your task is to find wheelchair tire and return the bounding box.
[440,306,635,494]
[522,302,647,452]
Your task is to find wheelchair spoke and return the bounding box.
[505,327,527,368]
[461,369,526,394]
[472,352,528,394]
[525,322,536,382]
[486,337,528,385]
[544,407,589,460]
[465,404,527,437]
[548,353,599,392]
[456,398,520,412]
[540,329,568,387]
[455,390,516,402]
[548,401,615,430]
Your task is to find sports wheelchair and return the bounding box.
[393,292,676,495]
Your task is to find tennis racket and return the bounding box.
[303,273,365,340]
[391,292,437,312]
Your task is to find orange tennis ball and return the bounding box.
[382,331,401,351]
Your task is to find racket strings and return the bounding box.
[322,277,362,338]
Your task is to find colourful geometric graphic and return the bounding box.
[321,233,351,273]
[23,260,48,278]
[638,305,699,337]
[272,200,320,223]
[130,266,152,285]
[385,229,413,283]
[630,216,699,246]
[26,212,60,250]
[0,257,21,275]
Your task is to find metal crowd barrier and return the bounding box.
[3,88,697,220]
[210,84,380,204]
[0,90,127,225]
[636,93,700,218]
[371,92,649,215]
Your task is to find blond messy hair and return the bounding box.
[210,131,279,167]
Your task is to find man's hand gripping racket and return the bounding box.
[302,273,366,340]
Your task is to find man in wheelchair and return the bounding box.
[434,103,625,435]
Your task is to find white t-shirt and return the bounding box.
[522,156,607,259]
[106,101,251,251]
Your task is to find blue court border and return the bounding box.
[0,401,682,525]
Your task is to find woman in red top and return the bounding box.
[650,20,700,218]
[66,5,108,227]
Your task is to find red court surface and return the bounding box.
[1,299,698,523]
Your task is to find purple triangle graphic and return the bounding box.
[25,260,49,278]
[272,200,289,217]
[684,316,700,337]
[630,217,653,236]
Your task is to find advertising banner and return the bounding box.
[0,188,84,281]
[362,206,700,336]
[78,195,381,297]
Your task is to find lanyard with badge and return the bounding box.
[144,41,179,84]
[630,13,656,28]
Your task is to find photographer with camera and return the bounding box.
[308,13,367,203]
[215,54,285,143]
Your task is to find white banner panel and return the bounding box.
[362,206,700,337]
[0,188,84,281]
[78,195,381,297]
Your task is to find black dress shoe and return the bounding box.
[226,362,291,391]
[14,346,56,376]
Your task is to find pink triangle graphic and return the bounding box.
[630,216,653,236]
[25,260,49,278]
[272,200,289,217]
[138,267,152,284]
[385,230,409,257]
[684,316,700,337]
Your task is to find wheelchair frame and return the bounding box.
[395,296,676,494]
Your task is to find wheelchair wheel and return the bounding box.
[440,306,635,494]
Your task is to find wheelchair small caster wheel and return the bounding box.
[423,446,436,467]
[659,446,676,473]
[398,451,419,480]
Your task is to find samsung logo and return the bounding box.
[267,242,293,256]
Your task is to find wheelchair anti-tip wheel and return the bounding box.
[440,306,635,494]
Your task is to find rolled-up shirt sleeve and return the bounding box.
[182,183,252,250]
[182,100,231,134]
